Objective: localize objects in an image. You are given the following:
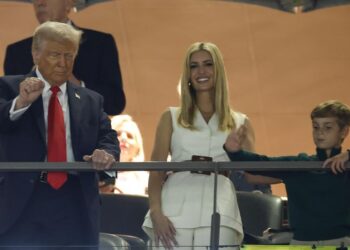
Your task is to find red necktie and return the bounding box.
[47,86,67,189]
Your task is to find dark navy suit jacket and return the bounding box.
[0,73,119,239]
[4,25,125,115]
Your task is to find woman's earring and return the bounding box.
[188,82,191,86]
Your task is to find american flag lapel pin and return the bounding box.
[75,92,80,99]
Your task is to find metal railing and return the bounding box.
[0,161,349,172]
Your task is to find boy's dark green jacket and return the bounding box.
[226,147,350,241]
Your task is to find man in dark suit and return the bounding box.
[4,0,125,116]
[4,0,124,189]
[0,21,119,249]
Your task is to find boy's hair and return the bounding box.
[311,100,350,129]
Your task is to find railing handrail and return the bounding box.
[0,161,349,171]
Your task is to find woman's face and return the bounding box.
[189,50,215,93]
[116,122,139,162]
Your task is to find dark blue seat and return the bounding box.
[100,194,149,245]
[99,232,129,249]
[236,191,292,244]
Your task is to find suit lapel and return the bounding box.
[67,83,82,158]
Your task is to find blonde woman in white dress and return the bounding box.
[143,42,278,249]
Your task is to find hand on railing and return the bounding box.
[83,149,116,170]
[323,150,350,174]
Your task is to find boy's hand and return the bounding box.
[323,151,349,174]
[225,126,245,152]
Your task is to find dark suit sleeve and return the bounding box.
[96,96,120,160]
[95,97,120,181]
[0,77,20,132]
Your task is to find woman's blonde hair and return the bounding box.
[111,115,145,162]
[178,42,234,131]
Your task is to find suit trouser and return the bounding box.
[0,175,98,250]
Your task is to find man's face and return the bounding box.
[33,40,77,86]
[33,0,73,24]
[312,117,348,150]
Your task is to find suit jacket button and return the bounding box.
[29,179,35,184]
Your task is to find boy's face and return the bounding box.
[312,117,348,149]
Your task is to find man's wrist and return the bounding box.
[15,97,29,110]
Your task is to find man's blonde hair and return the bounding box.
[32,21,82,53]
[178,42,235,131]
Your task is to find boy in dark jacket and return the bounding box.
[225,100,350,246]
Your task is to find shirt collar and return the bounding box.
[316,147,342,161]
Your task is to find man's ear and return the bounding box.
[32,50,39,65]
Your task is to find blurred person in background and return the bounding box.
[99,115,149,196]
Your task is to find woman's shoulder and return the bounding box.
[228,110,248,129]
[159,109,172,121]
[168,107,181,120]
[158,107,180,128]
[231,110,247,121]
[168,106,180,113]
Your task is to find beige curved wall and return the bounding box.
[1,0,350,196]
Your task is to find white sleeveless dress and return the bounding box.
[143,107,246,242]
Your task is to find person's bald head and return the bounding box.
[33,0,75,24]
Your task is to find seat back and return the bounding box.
[236,191,284,237]
[99,232,129,249]
[100,193,149,242]
[117,234,146,249]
